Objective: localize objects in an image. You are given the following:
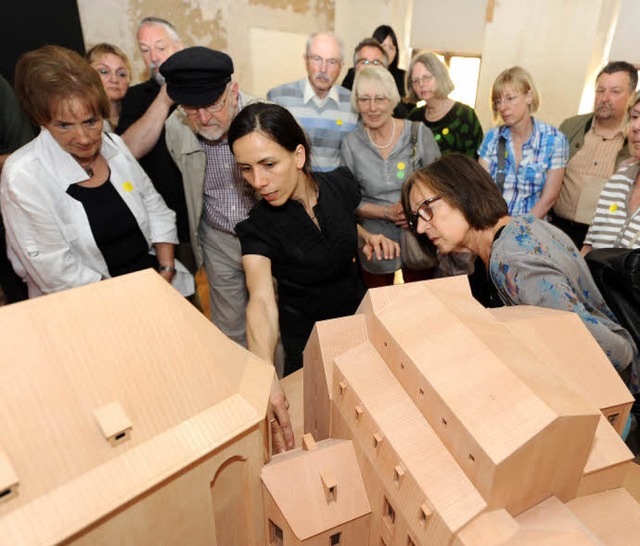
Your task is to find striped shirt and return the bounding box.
[479,117,569,215]
[584,160,640,249]
[200,97,256,233]
[267,78,359,172]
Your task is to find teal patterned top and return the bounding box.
[489,215,639,393]
[409,101,483,158]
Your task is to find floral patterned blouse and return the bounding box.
[489,215,639,392]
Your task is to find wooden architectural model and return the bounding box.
[303,276,640,545]
[261,433,371,544]
[2,271,639,545]
[0,270,275,545]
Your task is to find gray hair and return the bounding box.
[351,65,400,111]
[305,32,345,61]
[406,52,454,103]
[353,38,388,68]
[137,16,181,43]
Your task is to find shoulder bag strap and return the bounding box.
[409,121,420,172]
[496,133,507,193]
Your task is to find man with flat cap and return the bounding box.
[161,46,259,348]
[162,48,294,452]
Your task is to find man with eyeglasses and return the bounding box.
[116,18,192,275]
[341,38,388,90]
[161,46,260,348]
[341,38,408,119]
[267,32,358,172]
[551,61,638,247]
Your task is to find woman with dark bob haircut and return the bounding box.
[401,153,639,394]
[230,102,399,378]
[372,25,406,97]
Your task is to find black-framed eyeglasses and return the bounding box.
[408,195,442,231]
[179,84,230,118]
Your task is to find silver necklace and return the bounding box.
[366,120,396,150]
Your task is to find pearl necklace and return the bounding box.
[366,120,396,150]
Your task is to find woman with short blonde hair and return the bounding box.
[479,66,568,219]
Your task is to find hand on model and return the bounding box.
[269,375,294,453]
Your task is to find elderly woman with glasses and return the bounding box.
[407,52,483,158]
[341,65,441,288]
[479,66,569,219]
[402,153,639,394]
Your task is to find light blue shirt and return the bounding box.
[479,117,569,215]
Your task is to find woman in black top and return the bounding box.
[372,25,407,99]
[342,25,408,104]
[230,103,399,377]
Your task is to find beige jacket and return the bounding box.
[164,91,260,267]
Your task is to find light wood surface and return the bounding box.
[302,278,640,544]
[0,270,272,545]
[261,438,370,541]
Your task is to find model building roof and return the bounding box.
[0,270,273,544]
[355,277,602,514]
[261,438,370,539]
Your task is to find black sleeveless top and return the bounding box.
[67,178,156,277]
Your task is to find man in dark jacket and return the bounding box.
[116,17,194,273]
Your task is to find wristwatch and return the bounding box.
[157,264,177,273]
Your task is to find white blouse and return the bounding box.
[1,128,193,297]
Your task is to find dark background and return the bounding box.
[1,0,85,84]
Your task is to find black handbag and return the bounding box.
[584,247,640,349]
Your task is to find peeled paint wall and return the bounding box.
[78,0,335,92]
[78,0,633,129]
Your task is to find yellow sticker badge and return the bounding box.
[442,127,450,135]
[609,203,618,213]
[123,181,134,192]
[397,162,406,171]
[336,119,343,126]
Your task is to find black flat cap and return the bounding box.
[160,46,234,107]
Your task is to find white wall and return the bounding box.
[335,0,413,77]
[609,0,640,67]
[76,0,636,128]
[410,0,487,55]
[474,0,620,131]
[248,28,308,99]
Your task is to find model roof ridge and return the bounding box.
[365,284,599,436]
[361,295,561,462]
[490,306,634,428]
[368,281,608,420]
[0,271,275,535]
[333,339,487,532]
[351,281,608,514]
[0,393,263,544]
